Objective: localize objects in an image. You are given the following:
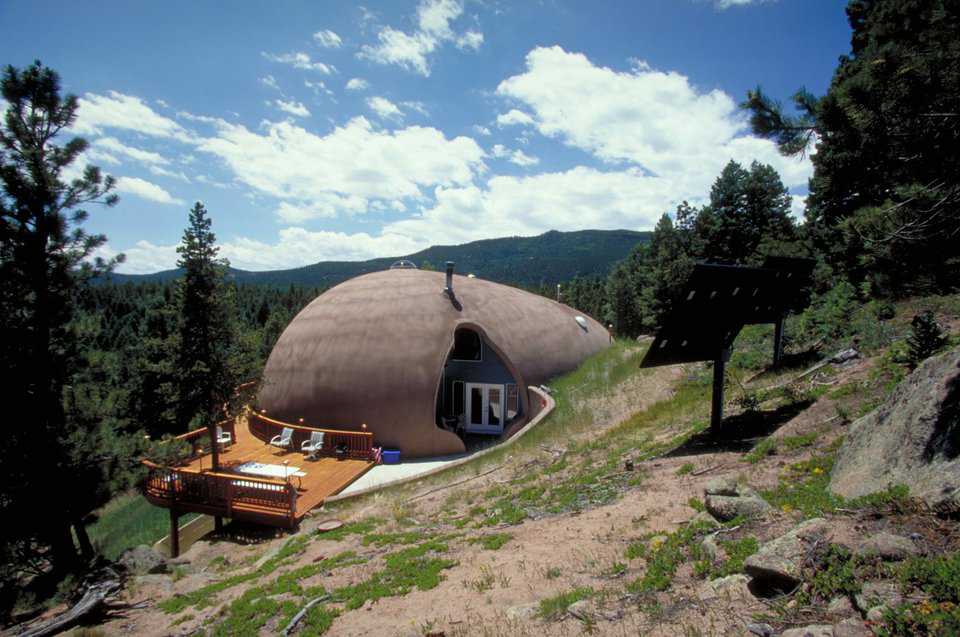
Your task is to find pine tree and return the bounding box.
[906,310,947,368]
[0,61,123,573]
[696,160,798,265]
[174,202,245,470]
[743,0,960,293]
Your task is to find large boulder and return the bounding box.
[830,346,960,507]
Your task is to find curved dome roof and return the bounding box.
[258,269,611,457]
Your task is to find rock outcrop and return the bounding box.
[830,345,960,507]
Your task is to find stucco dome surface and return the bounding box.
[258,269,611,457]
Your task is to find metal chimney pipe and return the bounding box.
[445,261,455,296]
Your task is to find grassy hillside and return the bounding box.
[101,229,650,289]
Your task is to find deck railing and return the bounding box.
[248,411,375,461]
[143,461,297,526]
[174,418,237,460]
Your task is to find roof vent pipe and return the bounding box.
[445,261,455,296]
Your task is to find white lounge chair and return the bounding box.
[269,427,294,451]
[301,431,325,460]
[216,426,232,448]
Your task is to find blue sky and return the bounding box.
[1,0,851,273]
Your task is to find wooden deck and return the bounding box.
[180,423,374,517]
[142,419,375,533]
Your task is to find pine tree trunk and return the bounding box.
[73,518,94,560]
[47,521,79,574]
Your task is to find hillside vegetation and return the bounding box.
[97,294,960,636]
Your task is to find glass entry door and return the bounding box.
[465,383,505,433]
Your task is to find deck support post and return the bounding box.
[169,508,180,558]
[773,313,786,367]
[711,348,731,435]
[214,516,223,533]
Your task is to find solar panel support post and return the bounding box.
[773,313,786,368]
[711,348,731,434]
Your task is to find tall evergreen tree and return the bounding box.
[0,61,123,573]
[174,202,245,470]
[696,160,799,265]
[743,0,960,293]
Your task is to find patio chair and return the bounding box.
[216,426,232,448]
[301,431,325,460]
[269,427,294,451]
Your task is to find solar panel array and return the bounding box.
[640,258,813,368]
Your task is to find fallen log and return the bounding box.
[17,579,121,637]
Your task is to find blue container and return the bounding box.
[382,449,401,465]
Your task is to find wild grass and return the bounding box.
[86,491,198,560]
[467,533,513,550]
[538,586,594,620]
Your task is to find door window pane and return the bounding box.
[470,386,483,425]
[488,388,502,426]
[506,384,519,419]
[453,381,464,415]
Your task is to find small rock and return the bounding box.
[599,609,623,621]
[827,596,855,616]
[697,574,752,603]
[690,511,721,529]
[855,532,919,561]
[865,606,886,622]
[705,476,740,496]
[362,598,375,611]
[744,518,829,595]
[833,617,872,637]
[781,626,833,637]
[567,599,592,620]
[855,580,902,611]
[506,603,539,621]
[831,348,860,364]
[119,545,169,575]
[700,535,719,561]
[746,623,775,637]
[705,492,772,522]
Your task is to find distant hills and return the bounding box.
[102,229,650,289]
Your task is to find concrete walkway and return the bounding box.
[338,453,470,495]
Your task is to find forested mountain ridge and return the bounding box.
[101,229,650,288]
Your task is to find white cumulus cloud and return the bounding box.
[73,91,193,142]
[274,99,311,117]
[367,96,404,120]
[358,0,483,76]
[195,116,485,217]
[496,46,811,193]
[262,51,335,74]
[94,137,169,165]
[496,109,535,127]
[313,29,343,48]
[116,176,184,205]
[346,77,370,91]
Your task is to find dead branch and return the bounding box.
[691,464,725,476]
[16,579,121,637]
[406,464,506,502]
[282,595,331,636]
